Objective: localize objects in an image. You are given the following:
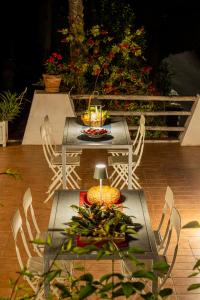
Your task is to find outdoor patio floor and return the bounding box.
[1,143,200,299]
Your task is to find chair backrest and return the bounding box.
[132,115,145,148]
[132,122,145,173]
[40,123,55,169]
[43,115,58,156]
[157,186,175,249]
[159,207,181,288]
[11,209,32,270]
[23,188,42,256]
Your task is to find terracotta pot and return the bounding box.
[43,74,62,93]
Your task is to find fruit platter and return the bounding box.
[81,127,110,138]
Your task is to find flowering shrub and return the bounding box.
[59,25,157,95]
[43,52,65,75]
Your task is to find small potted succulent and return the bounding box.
[43,52,66,93]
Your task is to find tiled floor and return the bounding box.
[1,143,200,299]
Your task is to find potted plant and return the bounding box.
[0,88,27,147]
[65,203,142,246]
[43,52,66,93]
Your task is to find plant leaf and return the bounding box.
[79,273,93,282]
[159,288,173,298]
[121,282,134,297]
[128,246,145,254]
[79,284,96,299]
[72,245,97,255]
[188,272,199,278]
[188,283,200,291]
[193,259,200,270]
[99,282,114,293]
[182,221,200,229]
[100,273,124,282]
[133,270,156,281]
[153,261,169,272]
[54,283,71,297]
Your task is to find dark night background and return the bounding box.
[0,0,200,138]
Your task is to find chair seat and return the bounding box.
[107,149,128,155]
[51,154,80,166]
[27,256,73,276]
[108,154,138,166]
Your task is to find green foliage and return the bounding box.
[84,0,136,39]
[182,221,200,229]
[182,224,200,292]
[59,24,156,95]
[0,169,21,180]
[0,88,27,122]
[65,203,142,241]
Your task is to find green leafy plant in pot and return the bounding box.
[0,87,27,147]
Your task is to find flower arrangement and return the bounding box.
[43,52,65,75]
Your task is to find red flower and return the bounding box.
[47,57,54,63]
[107,51,115,60]
[120,43,129,49]
[142,66,152,74]
[87,37,95,46]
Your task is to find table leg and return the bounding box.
[44,256,50,298]
[128,145,132,189]
[62,145,66,189]
[152,277,158,294]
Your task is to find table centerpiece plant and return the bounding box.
[65,203,142,246]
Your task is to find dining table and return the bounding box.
[62,116,133,189]
[44,189,159,296]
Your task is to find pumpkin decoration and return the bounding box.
[87,185,120,205]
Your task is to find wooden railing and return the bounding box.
[71,94,199,143]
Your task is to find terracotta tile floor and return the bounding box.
[1,143,200,299]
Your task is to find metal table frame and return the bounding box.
[62,117,133,189]
[44,189,159,296]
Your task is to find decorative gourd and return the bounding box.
[87,185,120,205]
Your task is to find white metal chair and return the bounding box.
[11,209,45,299]
[108,122,145,189]
[23,188,47,256]
[11,209,73,299]
[121,207,181,291]
[40,124,81,203]
[43,115,82,157]
[154,186,175,251]
[108,114,145,157]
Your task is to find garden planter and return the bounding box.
[43,74,62,93]
[0,121,8,147]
